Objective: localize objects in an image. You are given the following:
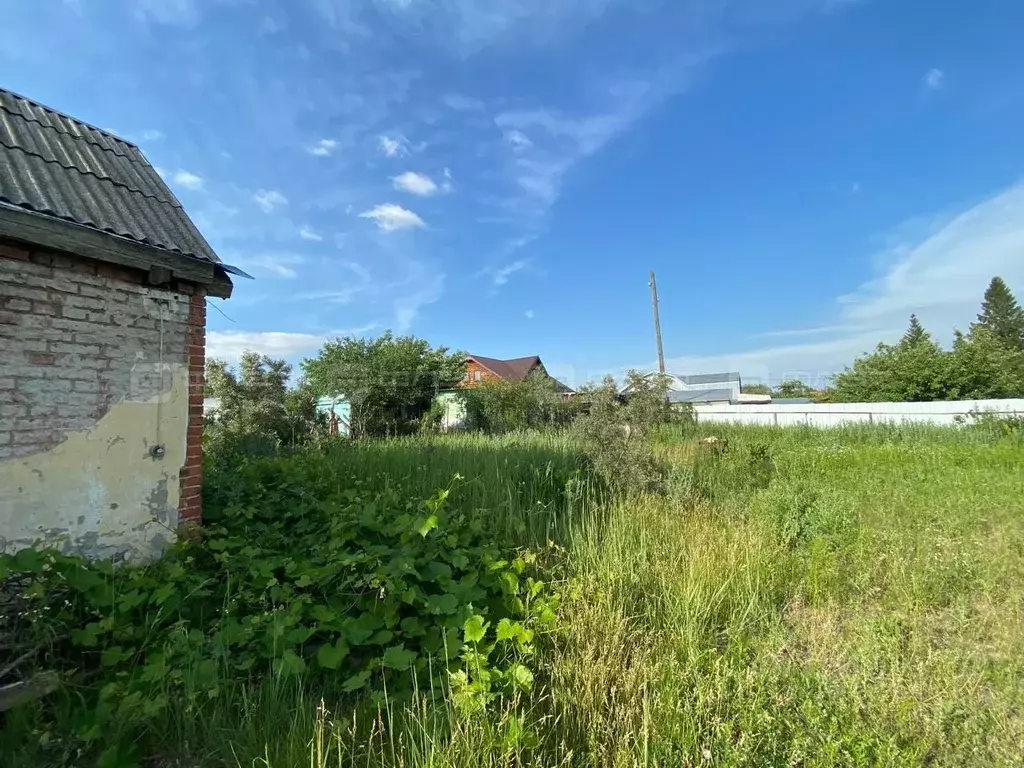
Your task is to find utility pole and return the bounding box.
[649,269,666,374]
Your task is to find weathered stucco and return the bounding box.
[0,364,189,561]
[1,244,200,562]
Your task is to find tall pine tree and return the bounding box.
[901,314,928,346]
[976,277,1024,351]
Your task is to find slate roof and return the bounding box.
[0,87,220,265]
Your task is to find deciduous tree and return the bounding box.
[302,332,465,437]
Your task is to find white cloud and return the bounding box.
[171,170,204,191]
[394,271,444,332]
[378,134,409,158]
[493,81,677,211]
[392,171,439,196]
[234,253,305,279]
[299,226,323,241]
[308,138,339,156]
[253,189,288,213]
[141,129,164,142]
[493,259,528,286]
[442,93,485,111]
[653,183,1024,383]
[134,0,199,27]
[754,324,865,340]
[525,309,535,319]
[503,129,533,150]
[207,331,324,364]
[924,68,944,90]
[358,203,426,231]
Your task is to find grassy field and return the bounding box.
[5,424,1023,766]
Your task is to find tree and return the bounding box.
[975,277,1024,351]
[205,352,318,455]
[461,371,579,434]
[901,314,927,347]
[946,326,1024,400]
[830,315,951,402]
[771,379,816,399]
[302,331,465,437]
[741,383,772,396]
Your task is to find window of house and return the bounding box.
[474,370,482,382]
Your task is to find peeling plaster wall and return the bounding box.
[0,244,195,561]
[0,366,188,560]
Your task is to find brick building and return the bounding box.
[0,88,238,561]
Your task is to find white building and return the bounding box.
[620,371,742,405]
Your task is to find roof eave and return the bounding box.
[0,203,233,298]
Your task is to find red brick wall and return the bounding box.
[179,291,206,526]
[0,237,207,534]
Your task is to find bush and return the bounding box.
[461,374,580,434]
[573,372,688,495]
[0,463,557,764]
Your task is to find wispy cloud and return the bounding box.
[133,0,200,27]
[491,72,695,214]
[234,253,305,279]
[359,203,426,231]
[253,189,288,213]
[394,271,444,332]
[753,324,864,339]
[378,134,409,158]
[308,138,339,156]
[392,171,439,196]
[442,93,485,112]
[525,309,535,320]
[656,183,1024,382]
[503,129,533,151]
[493,259,528,286]
[171,169,204,191]
[299,226,323,242]
[141,129,164,142]
[924,68,944,91]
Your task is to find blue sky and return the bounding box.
[4,0,1024,387]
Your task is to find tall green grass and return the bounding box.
[7,424,1022,767]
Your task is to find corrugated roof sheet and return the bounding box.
[0,88,220,264]
[667,388,735,403]
[676,372,740,385]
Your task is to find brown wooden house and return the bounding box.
[461,355,573,394]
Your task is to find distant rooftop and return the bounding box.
[468,355,543,382]
[667,388,735,404]
[674,372,740,385]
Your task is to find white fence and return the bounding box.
[693,399,1024,427]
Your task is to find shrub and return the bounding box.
[573,371,687,495]
[0,466,557,763]
[460,374,580,434]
